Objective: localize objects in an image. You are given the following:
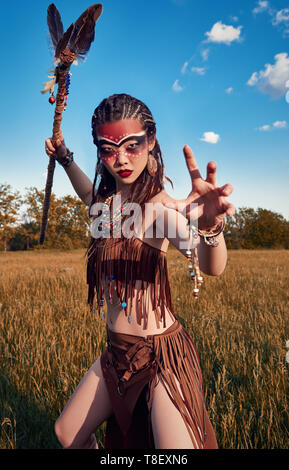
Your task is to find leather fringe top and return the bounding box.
[86,235,175,329]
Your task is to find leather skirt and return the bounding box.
[100,319,218,449]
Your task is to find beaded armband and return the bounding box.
[56,150,74,168]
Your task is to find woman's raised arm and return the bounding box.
[45,137,93,206]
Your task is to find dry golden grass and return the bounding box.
[0,248,288,449]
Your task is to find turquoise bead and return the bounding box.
[121,302,127,308]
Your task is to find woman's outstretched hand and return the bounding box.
[162,145,235,231]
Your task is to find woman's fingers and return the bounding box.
[218,183,234,197]
[206,161,217,186]
[218,184,235,216]
[45,144,55,158]
[217,182,235,217]
[183,145,202,185]
[220,200,235,217]
[45,138,55,153]
[226,203,235,217]
[45,137,66,157]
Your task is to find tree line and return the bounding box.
[0,183,90,251]
[0,183,288,251]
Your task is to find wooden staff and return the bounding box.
[39,3,102,245]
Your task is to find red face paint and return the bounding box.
[96,120,147,162]
[97,119,145,144]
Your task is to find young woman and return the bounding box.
[45,93,234,450]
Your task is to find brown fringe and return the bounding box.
[101,319,214,449]
[86,235,174,329]
[150,323,207,448]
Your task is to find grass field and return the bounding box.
[0,247,288,449]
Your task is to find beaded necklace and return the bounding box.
[97,192,128,233]
[97,192,132,322]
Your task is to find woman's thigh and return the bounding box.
[54,355,113,448]
[150,374,200,450]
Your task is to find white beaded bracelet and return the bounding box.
[197,219,225,247]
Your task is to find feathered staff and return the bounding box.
[39,3,103,245]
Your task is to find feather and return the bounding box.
[69,4,102,58]
[47,4,64,50]
[54,22,74,59]
[40,72,57,94]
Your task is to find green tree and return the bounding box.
[0,183,22,251]
[23,187,90,249]
[225,207,289,249]
[251,208,288,248]
[9,221,39,251]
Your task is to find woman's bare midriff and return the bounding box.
[103,277,176,337]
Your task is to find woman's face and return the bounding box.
[96,119,155,191]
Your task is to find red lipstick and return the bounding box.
[117,170,133,178]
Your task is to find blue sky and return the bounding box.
[1,0,289,219]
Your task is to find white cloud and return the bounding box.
[200,48,210,61]
[181,61,189,74]
[272,8,289,25]
[191,66,206,75]
[252,3,289,36]
[273,120,287,128]
[247,52,289,99]
[225,87,234,94]
[272,8,289,36]
[200,132,220,144]
[230,15,239,22]
[172,79,183,92]
[258,124,271,131]
[205,21,243,45]
[257,120,287,131]
[253,1,269,15]
[247,71,258,86]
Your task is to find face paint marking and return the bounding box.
[97,134,148,162]
[96,120,150,164]
[97,130,146,146]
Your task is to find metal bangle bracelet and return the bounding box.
[198,219,225,237]
[197,219,226,247]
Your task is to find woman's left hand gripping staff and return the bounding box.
[162,145,235,230]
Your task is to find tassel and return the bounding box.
[86,235,175,329]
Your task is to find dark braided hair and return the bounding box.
[89,93,173,217]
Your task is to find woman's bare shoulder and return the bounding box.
[148,189,175,205]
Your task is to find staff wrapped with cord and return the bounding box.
[39,3,103,245]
